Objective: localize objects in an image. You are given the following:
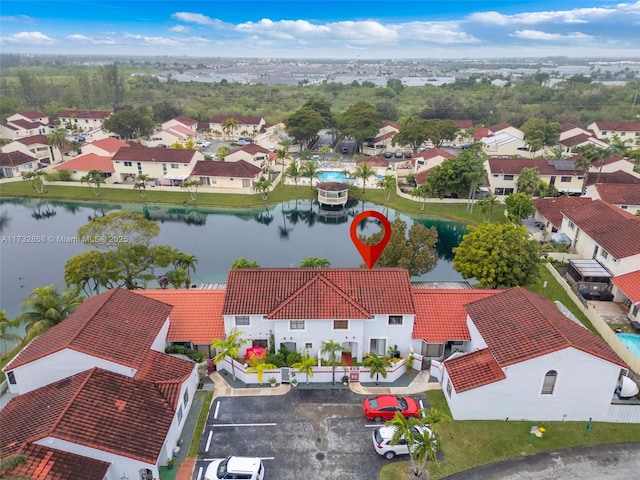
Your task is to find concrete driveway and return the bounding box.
[193,389,419,480]
[443,443,640,480]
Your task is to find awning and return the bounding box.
[163,174,189,180]
[558,188,582,193]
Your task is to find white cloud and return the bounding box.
[67,34,90,41]
[468,3,639,25]
[169,25,191,33]
[0,15,36,23]
[2,31,54,44]
[511,30,593,41]
[171,12,227,28]
[123,33,181,46]
[392,21,480,44]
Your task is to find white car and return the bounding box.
[196,140,211,148]
[372,425,434,460]
[204,456,264,480]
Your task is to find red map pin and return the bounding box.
[350,210,392,269]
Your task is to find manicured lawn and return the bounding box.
[188,390,214,457]
[379,390,640,480]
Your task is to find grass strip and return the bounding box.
[188,390,214,458]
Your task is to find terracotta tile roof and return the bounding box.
[172,116,198,126]
[54,153,114,172]
[231,143,270,155]
[223,268,415,317]
[372,131,397,143]
[562,200,640,258]
[135,350,195,408]
[559,133,594,147]
[0,368,176,463]
[113,146,197,163]
[5,289,172,371]
[473,127,490,139]
[10,444,110,480]
[612,271,640,303]
[357,156,389,168]
[382,120,401,130]
[593,121,640,132]
[489,122,513,133]
[586,171,640,186]
[595,183,640,205]
[15,134,49,146]
[560,122,580,132]
[414,148,455,161]
[597,154,627,166]
[166,124,196,137]
[88,136,130,153]
[412,290,501,343]
[451,119,473,129]
[533,196,592,228]
[191,159,261,178]
[487,157,583,176]
[17,110,47,120]
[466,287,627,368]
[59,109,111,119]
[7,118,43,129]
[444,348,506,393]
[210,115,263,125]
[134,289,226,343]
[0,151,38,167]
[415,168,433,185]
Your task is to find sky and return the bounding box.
[1,0,640,59]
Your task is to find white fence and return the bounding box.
[217,356,409,385]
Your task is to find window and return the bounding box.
[290,320,305,330]
[124,161,132,167]
[541,370,557,395]
[503,174,514,181]
[560,176,572,182]
[333,320,348,330]
[304,342,313,350]
[601,249,609,259]
[568,221,575,230]
[388,316,403,326]
[171,163,179,169]
[601,131,607,135]
[242,179,251,188]
[492,174,499,177]
[183,389,189,407]
[162,163,167,174]
[235,315,250,326]
[621,206,628,210]
[370,338,386,356]
[620,132,626,137]
[177,406,183,424]
[7,371,16,385]
[446,379,452,398]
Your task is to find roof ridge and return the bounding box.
[47,368,96,437]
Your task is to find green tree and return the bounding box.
[0,452,28,480]
[222,118,238,139]
[175,253,198,277]
[301,160,320,189]
[275,148,289,188]
[152,101,181,122]
[386,78,404,94]
[521,118,560,154]
[299,257,331,267]
[133,174,149,199]
[363,352,391,385]
[453,223,541,288]
[23,170,47,194]
[103,108,155,140]
[285,161,302,188]
[253,178,273,201]
[412,183,430,211]
[216,145,231,160]
[392,117,429,153]
[505,192,535,222]
[231,258,261,269]
[320,339,348,385]
[0,311,21,358]
[246,359,278,385]
[47,128,68,153]
[423,119,460,147]
[80,169,105,197]
[181,179,200,202]
[166,267,189,289]
[386,413,424,475]
[212,328,250,381]
[17,285,84,337]
[285,106,324,149]
[425,147,485,199]
[292,353,316,384]
[353,163,374,194]
[359,217,438,276]
[476,195,499,221]
[78,211,159,249]
[318,144,331,161]
[575,144,607,193]
[338,102,384,153]
[516,167,541,195]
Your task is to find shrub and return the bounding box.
[267,353,285,367]
[286,351,301,366]
[165,345,204,363]
[46,170,72,182]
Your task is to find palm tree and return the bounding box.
[353,163,374,194]
[412,425,440,471]
[176,253,198,277]
[319,144,331,161]
[412,183,430,211]
[575,144,606,193]
[285,161,302,188]
[184,138,196,150]
[211,328,250,381]
[275,148,288,188]
[517,167,541,195]
[320,339,348,385]
[377,175,395,201]
[47,128,68,161]
[246,359,278,385]
[292,353,316,384]
[18,285,84,337]
[23,170,47,194]
[301,160,320,189]
[167,267,189,289]
[363,352,391,385]
[134,174,149,199]
[476,195,499,221]
[387,412,423,476]
[0,311,21,358]
[181,179,200,202]
[222,118,238,139]
[216,145,231,160]
[253,178,273,201]
[80,169,104,197]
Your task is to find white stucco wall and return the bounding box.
[444,347,623,421]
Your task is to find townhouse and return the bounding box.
[58,109,112,132]
[588,121,640,149]
[209,115,265,140]
[111,147,204,185]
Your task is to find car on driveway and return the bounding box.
[196,139,211,148]
[204,456,264,480]
[363,395,420,421]
[383,151,393,158]
[373,425,434,459]
[394,150,404,158]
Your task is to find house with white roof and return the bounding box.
[221,268,416,363]
[439,287,630,422]
[111,147,203,185]
[1,288,199,479]
[588,121,640,149]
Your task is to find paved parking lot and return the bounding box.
[193,389,423,479]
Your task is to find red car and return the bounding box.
[363,395,420,421]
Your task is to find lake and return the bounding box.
[0,197,468,326]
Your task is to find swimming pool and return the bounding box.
[317,171,383,182]
[618,333,640,357]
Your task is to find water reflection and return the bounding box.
[31,201,57,220]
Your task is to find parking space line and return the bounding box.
[196,466,203,480]
[364,424,380,428]
[213,401,220,420]
[205,430,213,452]
[211,423,277,427]
[419,399,425,417]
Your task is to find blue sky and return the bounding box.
[1,1,639,58]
